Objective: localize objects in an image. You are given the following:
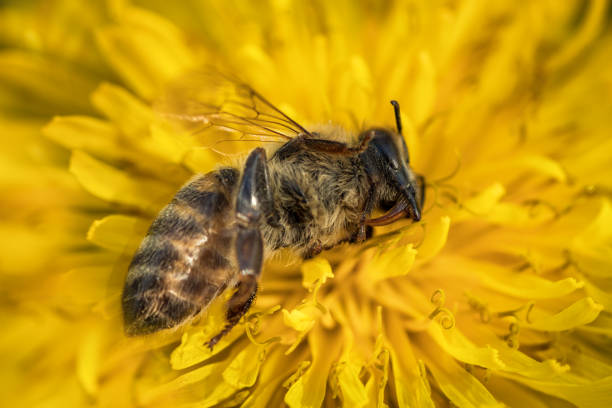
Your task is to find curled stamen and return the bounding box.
[429,290,455,329]
[465,293,491,323]
[428,307,455,329]
[514,252,542,274]
[525,302,535,324]
[245,305,282,346]
[503,322,521,349]
[522,199,561,219]
[431,289,446,307]
[245,323,280,346]
[496,301,534,321]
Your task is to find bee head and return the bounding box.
[359,101,422,222]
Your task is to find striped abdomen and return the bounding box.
[122,168,240,335]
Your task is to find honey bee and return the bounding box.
[121,76,424,348]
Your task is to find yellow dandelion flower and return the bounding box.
[2,1,612,407]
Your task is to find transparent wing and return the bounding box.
[155,71,312,156]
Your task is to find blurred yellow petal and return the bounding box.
[87,214,141,252]
[69,150,173,211]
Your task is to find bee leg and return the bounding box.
[207,148,271,349]
[303,240,323,259]
[415,173,426,209]
[351,185,377,243]
[206,268,258,350]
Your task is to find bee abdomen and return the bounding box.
[122,168,240,336]
[122,272,201,335]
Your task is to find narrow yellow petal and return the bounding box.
[222,344,266,388]
[335,359,368,408]
[43,116,120,157]
[438,257,584,300]
[367,244,417,282]
[426,325,505,370]
[506,373,612,408]
[423,343,503,408]
[76,326,103,395]
[95,7,194,99]
[69,150,173,212]
[526,297,602,332]
[410,51,436,125]
[572,199,612,277]
[87,214,142,252]
[462,183,505,215]
[90,83,153,137]
[284,327,343,408]
[417,216,450,261]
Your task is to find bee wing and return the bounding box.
[155,71,312,156]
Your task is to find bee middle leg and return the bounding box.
[207,148,273,349]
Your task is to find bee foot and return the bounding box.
[303,241,323,259]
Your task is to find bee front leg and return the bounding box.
[207,148,272,349]
[351,185,377,243]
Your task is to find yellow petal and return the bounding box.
[284,326,343,408]
[283,308,317,333]
[417,216,450,261]
[386,313,434,408]
[90,83,153,137]
[43,116,120,157]
[301,258,334,291]
[222,344,266,388]
[438,257,584,299]
[506,373,612,408]
[467,326,568,379]
[426,325,505,370]
[87,214,142,252]
[367,244,417,282]
[69,150,173,212]
[95,7,194,99]
[336,359,369,408]
[411,51,436,125]
[0,50,98,115]
[463,183,505,215]
[572,199,612,277]
[422,342,503,408]
[170,293,243,370]
[526,297,602,332]
[76,325,104,395]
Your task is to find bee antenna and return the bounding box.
[390,100,402,135]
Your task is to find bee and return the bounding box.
[121,77,425,348]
